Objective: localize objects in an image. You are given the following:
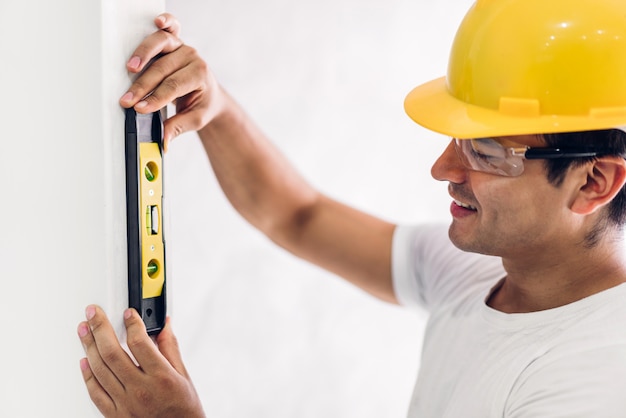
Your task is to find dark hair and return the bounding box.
[543,129,626,228]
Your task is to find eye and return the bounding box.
[470,147,496,161]
[470,138,505,162]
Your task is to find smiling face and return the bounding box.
[431,135,582,259]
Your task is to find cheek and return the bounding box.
[482,179,564,231]
[474,178,514,212]
[476,179,547,223]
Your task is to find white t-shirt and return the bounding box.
[392,224,626,417]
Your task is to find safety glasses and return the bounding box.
[453,137,601,177]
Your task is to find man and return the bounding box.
[78,0,626,416]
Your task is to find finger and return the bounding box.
[155,317,191,379]
[131,49,208,116]
[79,357,116,417]
[125,29,184,75]
[85,305,141,388]
[121,45,199,110]
[77,317,125,398]
[161,97,210,150]
[155,13,181,37]
[123,308,170,373]
[162,112,187,151]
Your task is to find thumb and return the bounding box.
[162,88,219,151]
[162,115,185,153]
[162,109,204,152]
[155,317,191,379]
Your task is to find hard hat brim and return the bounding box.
[404,77,626,139]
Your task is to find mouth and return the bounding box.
[453,199,477,211]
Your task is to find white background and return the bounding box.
[0,0,473,416]
[163,0,473,417]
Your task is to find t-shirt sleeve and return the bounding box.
[391,223,504,311]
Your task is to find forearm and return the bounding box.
[197,90,398,303]
[197,89,318,238]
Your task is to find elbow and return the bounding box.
[261,194,321,250]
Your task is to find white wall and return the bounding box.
[164,1,474,417]
[0,0,474,416]
[0,1,163,416]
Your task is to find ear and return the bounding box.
[571,157,626,215]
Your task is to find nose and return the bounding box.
[431,139,467,183]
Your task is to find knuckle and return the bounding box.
[182,44,198,56]
[148,78,180,105]
[171,123,183,138]
[188,112,205,130]
[99,345,120,365]
[133,42,153,60]
[133,386,153,407]
[130,78,150,95]
[154,370,179,393]
[154,64,172,80]
[88,359,110,378]
[191,55,209,75]
[88,317,104,333]
[126,333,146,351]
[167,33,184,50]
[162,76,182,94]
[144,58,174,83]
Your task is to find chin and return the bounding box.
[448,223,470,250]
[448,224,497,256]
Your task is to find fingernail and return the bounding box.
[120,91,134,103]
[80,358,90,371]
[78,323,89,338]
[128,56,141,70]
[124,309,132,320]
[135,101,148,109]
[156,15,166,25]
[85,305,96,320]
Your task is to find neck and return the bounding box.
[488,236,626,313]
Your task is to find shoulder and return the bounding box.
[392,223,504,309]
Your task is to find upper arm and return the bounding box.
[270,194,398,304]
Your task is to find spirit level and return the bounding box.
[125,107,166,335]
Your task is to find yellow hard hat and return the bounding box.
[404,0,626,139]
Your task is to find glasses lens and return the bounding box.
[454,138,525,176]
